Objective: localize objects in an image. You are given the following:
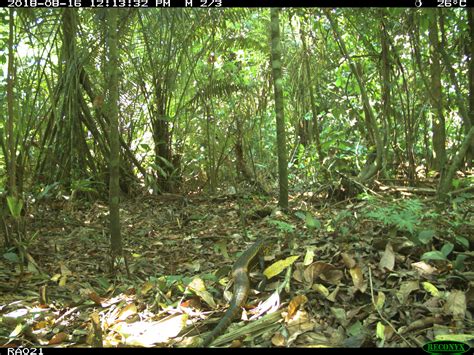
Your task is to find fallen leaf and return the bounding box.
[327,285,340,302]
[287,294,308,320]
[285,310,315,342]
[422,282,441,298]
[341,253,356,269]
[188,277,216,309]
[140,281,154,295]
[411,261,438,275]
[59,275,67,287]
[303,248,315,266]
[88,291,103,305]
[349,266,367,293]
[396,280,419,304]
[379,242,395,271]
[264,255,299,279]
[303,261,338,287]
[330,307,348,326]
[271,333,287,347]
[313,284,329,298]
[376,322,385,342]
[443,290,466,320]
[117,303,138,322]
[112,315,188,346]
[49,332,68,345]
[59,262,72,276]
[376,291,385,311]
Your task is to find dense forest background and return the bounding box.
[0,8,473,348]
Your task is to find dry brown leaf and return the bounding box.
[411,261,438,275]
[304,262,339,287]
[396,280,419,303]
[443,290,466,320]
[117,303,138,322]
[286,310,316,342]
[341,253,356,269]
[349,266,367,293]
[59,262,72,276]
[271,332,287,347]
[320,269,343,285]
[88,291,103,305]
[292,264,305,283]
[286,294,308,320]
[379,242,395,271]
[327,285,340,302]
[49,332,68,345]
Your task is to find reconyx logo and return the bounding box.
[422,340,471,355]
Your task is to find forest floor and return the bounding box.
[0,188,473,348]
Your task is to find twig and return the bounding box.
[368,267,413,347]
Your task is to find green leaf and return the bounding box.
[421,251,447,261]
[452,179,460,189]
[305,213,321,229]
[294,211,306,220]
[268,219,295,233]
[347,320,363,337]
[188,277,216,309]
[455,236,469,249]
[6,196,23,218]
[440,243,454,258]
[3,252,20,263]
[376,322,385,341]
[454,254,468,271]
[422,282,440,297]
[263,255,299,279]
[418,230,435,244]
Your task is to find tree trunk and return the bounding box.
[467,8,474,167]
[300,24,324,164]
[106,9,123,268]
[270,8,288,210]
[325,10,383,183]
[7,8,17,199]
[428,10,447,174]
[438,126,474,200]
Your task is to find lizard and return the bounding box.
[201,237,268,347]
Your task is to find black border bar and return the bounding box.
[4,0,472,7]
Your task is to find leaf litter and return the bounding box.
[0,192,472,348]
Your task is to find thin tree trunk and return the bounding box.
[428,10,447,173]
[7,8,17,199]
[380,10,400,179]
[438,126,474,200]
[107,9,123,268]
[325,10,383,183]
[467,8,474,167]
[270,8,288,210]
[300,23,324,164]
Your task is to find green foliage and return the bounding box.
[6,196,23,219]
[364,199,425,235]
[3,251,20,263]
[268,219,295,233]
[295,211,321,229]
[417,229,436,244]
[421,242,453,262]
[36,182,60,200]
[71,179,101,194]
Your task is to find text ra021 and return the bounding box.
[8,348,44,355]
